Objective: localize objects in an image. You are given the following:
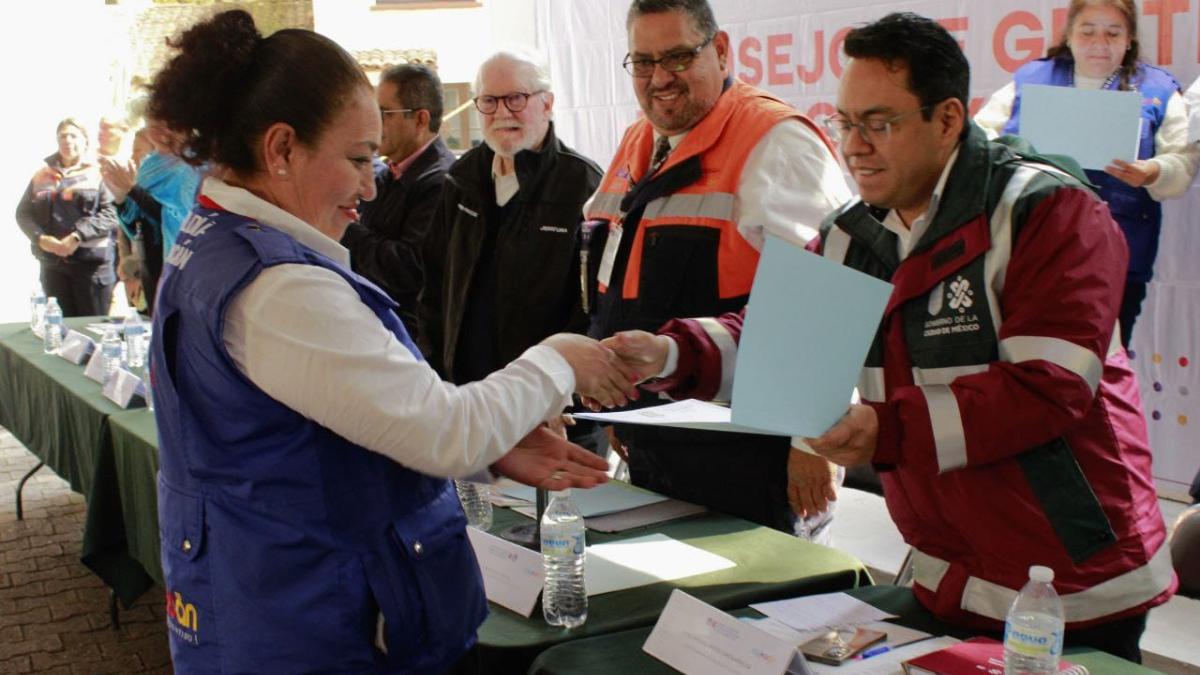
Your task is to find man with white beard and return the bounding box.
[420,49,608,451]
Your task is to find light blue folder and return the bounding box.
[1019,84,1142,171]
[729,233,892,437]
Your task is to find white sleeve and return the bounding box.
[1146,91,1200,201]
[734,119,851,251]
[223,264,575,478]
[973,82,1017,140]
[1186,77,1200,145]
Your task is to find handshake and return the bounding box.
[538,330,672,409]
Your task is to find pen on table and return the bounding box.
[858,645,891,659]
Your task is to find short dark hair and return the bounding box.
[380,63,445,133]
[55,117,89,145]
[843,12,970,138]
[626,0,718,38]
[148,9,370,172]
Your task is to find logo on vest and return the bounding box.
[165,589,200,645]
[923,276,982,338]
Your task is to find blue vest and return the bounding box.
[150,204,487,674]
[1003,57,1179,282]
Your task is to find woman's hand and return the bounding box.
[491,426,610,491]
[98,156,136,203]
[541,333,640,408]
[1104,158,1159,188]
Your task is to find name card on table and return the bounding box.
[643,590,810,675]
[56,330,96,365]
[83,348,108,383]
[465,527,544,617]
[102,368,146,409]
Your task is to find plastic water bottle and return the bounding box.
[101,325,123,382]
[541,489,587,628]
[43,298,63,354]
[123,311,146,366]
[1004,565,1064,674]
[30,287,46,332]
[455,480,493,530]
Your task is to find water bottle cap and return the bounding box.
[1029,565,1054,583]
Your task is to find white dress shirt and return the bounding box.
[1186,76,1200,146]
[974,74,1200,200]
[201,178,574,479]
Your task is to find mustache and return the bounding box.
[647,85,687,97]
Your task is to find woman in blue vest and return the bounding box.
[145,10,636,674]
[975,0,1198,348]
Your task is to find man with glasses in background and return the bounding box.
[584,0,850,537]
[421,49,608,451]
[342,63,456,344]
[608,12,1174,660]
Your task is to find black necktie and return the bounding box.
[648,135,672,176]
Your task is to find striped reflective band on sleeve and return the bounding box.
[78,237,110,249]
[858,367,885,403]
[642,192,736,221]
[921,541,1174,623]
[919,384,967,473]
[587,191,622,218]
[999,336,1103,394]
[821,225,851,265]
[695,317,738,403]
[911,364,988,386]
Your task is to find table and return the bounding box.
[527,586,1163,674]
[462,507,869,674]
[0,319,156,607]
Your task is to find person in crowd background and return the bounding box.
[145,10,635,673]
[974,0,1199,348]
[420,48,610,452]
[607,11,1175,662]
[16,118,117,317]
[584,0,851,538]
[105,127,156,310]
[342,63,456,343]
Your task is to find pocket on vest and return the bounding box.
[637,225,719,320]
[364,485,487,670]
[1017,437,1117,564]
[157,477,216,652]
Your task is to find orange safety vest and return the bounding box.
[586,79,834,334]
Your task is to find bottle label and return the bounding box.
[541,532,585,557]
[1004,623,1063,658]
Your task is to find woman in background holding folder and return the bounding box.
[974,0,1197,348]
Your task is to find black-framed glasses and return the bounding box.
[380,107,416,121]
[823,106,932,144]
[623,34,714,77]
[473,91,546,115]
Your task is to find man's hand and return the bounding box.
[491,426,610,491]
[60,233,81,256]
[124,278,143,308]
[601,330,672,382]
[804,404,879,467]
[787,447,838,518]
[1105,158,1159,188]
[38,235,73,257]
[99,156,136,203]
[541,333,640,408]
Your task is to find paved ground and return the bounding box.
[0,428,171,675]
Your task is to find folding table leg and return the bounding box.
[15,460,44,520]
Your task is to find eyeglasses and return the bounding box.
[623,35,714,77]
[823,106,932,145]
[473,91,546,115]
[380,108,415,120]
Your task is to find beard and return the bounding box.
[483,121,545,158]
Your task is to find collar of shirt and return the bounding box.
[1072,68,1108,91]
[879,145,960,261]
[200,176,350,267]
[654,130,687,153]
[388,136,438,180]
[491,152,521,206]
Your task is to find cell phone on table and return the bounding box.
[800,627,887,665]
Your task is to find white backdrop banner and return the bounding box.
[535,0,1200,496]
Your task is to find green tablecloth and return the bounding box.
[0,319,156,606]
[465,507,869,674]
[527,585,1163,674]
[108,409,163,587]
